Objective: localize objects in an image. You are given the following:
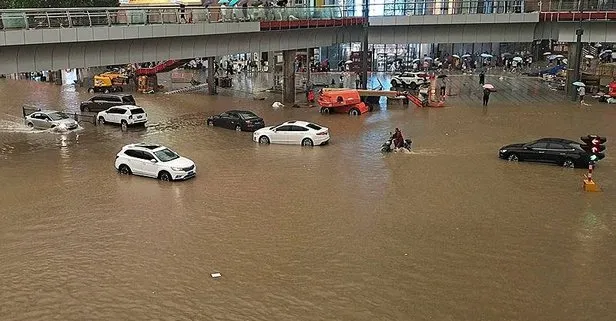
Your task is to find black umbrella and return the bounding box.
[437,74,447,78]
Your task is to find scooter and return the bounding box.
[381,133,412,153]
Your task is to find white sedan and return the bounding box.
[253,120,330,146]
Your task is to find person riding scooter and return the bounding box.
[381,130,412,153]
[392,128,404,149]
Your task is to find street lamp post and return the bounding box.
[571,28,584,101]
[360,0,369,90]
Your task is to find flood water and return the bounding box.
[1,75,615,321]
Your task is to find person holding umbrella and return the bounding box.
[574,81,586,106]
[482,84,495,106]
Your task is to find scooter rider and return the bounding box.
[392,128,404,149]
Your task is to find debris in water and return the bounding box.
[211,272,221,278]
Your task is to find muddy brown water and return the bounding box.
[1,76,615,321]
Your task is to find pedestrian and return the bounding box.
[355,74,361,89]
[438,76,447,97]
[179,4,186,23]
[482,88,491,106]
[479,71,485,85]
[578,85,586,106]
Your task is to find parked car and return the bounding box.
[97,105,147,130]
[80,94,136,112]
[253,121,329,146]
[499,138,591,168]
[114,143,196,181]
[390,72,428,89]
[24,110,78,131]
[207,110,265,131]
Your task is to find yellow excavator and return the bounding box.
[88,72,127,93]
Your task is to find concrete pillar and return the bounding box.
[207,57,217,95]
[282,50,296,104]
[268,51,276,73]
[307,48,315,87]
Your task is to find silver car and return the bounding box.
[25,110,78,130]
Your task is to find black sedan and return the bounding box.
[498,138,590,168]
[206,110,265,132]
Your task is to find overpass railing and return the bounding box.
[0,6,353,30]
[541,0,616,12]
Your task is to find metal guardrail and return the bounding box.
[0,6,349,30]
[541,0,616,12]
[1,1,614,31]
[22,106,97,125]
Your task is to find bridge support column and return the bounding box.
[306,48,315,87]
[207,57,217,95]
[282,50,296,104]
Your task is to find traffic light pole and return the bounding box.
[360,0,369,90]
[581,134,607,192]
[571,28,584,101]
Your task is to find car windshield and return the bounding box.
[48,112,69,120]
[123,96,136,104]
[237,111,258,120]
[154,148,180,162]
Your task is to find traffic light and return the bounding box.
[581,135,607,162]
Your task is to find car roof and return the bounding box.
[537,138,578,144]
[282,120,324,127]
[123,143,165,151]
[93,93,133,98]
[226,110,255,114]
[114,105,142,109]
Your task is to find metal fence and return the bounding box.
[541,0,616,11]
[22,106,97,126]
[0,6,349,30]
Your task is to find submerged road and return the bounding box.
[0,75,615,321]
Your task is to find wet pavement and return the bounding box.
[1,74,615,321]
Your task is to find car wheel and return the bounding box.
[159,171,172,181]
[120,120,128,131]
[301,138,314,147]
[235,125,242,131]
[258,135,270,144]
[563,159,575,168]
[207,120,213,126]
[27,122,34,128]
[88,88,94,93]
[391,80,398,87]
[83,106,90,112]
[320,107,331,114]
[507,154,519,162]
[409,82,417,90]
[98,117,105,125]
[349,108,360,116]
[119,164,132,175]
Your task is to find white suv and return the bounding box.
[114,143,196,181]
[390,72,428,89]
[97,105,147,130]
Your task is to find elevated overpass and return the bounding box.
[0,2,614,74]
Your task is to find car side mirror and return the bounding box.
[150,159,157,163]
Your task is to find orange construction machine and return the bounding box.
[317,90,370,115]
